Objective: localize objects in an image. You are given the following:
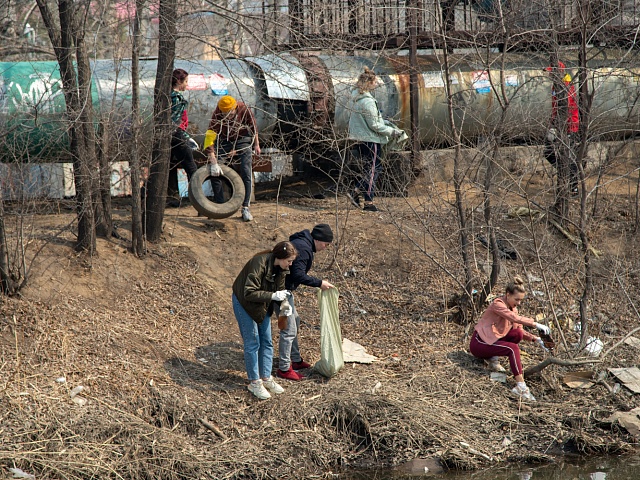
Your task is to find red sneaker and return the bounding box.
[292,360,311,370]
[277,367,304,381]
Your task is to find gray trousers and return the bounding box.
[276,291,303,371]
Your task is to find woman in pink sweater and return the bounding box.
[470,276,551,402]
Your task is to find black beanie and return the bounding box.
[311,224,333,243]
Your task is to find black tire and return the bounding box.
[188,165,245,219]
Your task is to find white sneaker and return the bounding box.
[511,385,536,402]
[247,380,271,400]
[262,376,284,394]
[241,207,253,222]
[485,356,506,372]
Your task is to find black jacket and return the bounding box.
[286,230,322,291]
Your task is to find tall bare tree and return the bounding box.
[35,0,106,252]
[144,0,177,241]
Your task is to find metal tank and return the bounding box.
[2,52,640,163]
[309,52,640,146]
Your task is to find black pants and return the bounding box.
[351,142,381,202]
[169,129,198,197]
[210,139,253,207]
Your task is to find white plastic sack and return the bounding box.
[313,288,344,378]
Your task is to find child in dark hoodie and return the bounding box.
[276,224,335,381]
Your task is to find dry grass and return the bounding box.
[2,172,640,478]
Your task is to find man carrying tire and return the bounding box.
[204,95,260,222]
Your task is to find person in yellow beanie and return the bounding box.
[205,95,261,222]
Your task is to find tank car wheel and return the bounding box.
[188,165,245,219]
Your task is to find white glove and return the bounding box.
[534,322,551,336]
[546,128,557,142]
[535,338,549,352]
[187,138,199,150]
[271,290,289,302]
[208,163,222,177]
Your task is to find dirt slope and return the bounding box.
[3,171,640,479]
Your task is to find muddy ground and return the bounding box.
[2,153,640,479]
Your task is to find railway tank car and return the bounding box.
[1,51,639,163]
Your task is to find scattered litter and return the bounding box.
[197,357,208,363]
[72,396,87,406]
[490,372,507,383]
[531,290,545,297]
[344,267,357,277]
[606,407,640,437]
[55,376,66,383]
[507,206,543,219]
[563,371,595,389]
[371,382,382,394]
[9,467,35,479]
[354,308,367,315]
[69,386,84,398]
[476,234,517,260]
[608,367,640,394]
[624,336,640,350]
[527,274,543,283]
[584,337,604,357]
[342,338,377,364]
[459,441,493,461]
[502,436,512,447]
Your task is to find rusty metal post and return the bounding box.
[409,0,420,166]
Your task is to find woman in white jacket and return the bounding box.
[348,67,400,212]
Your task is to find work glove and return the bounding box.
[208,162,223,177]
[534,322,551,336]
[546,128,557,143]
[535,338,550,352]
[187,138,199,150]
[271,290,289,302]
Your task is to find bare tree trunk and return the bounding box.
[0,200,18,295]
[145,0,176,242]
[576,0,595,349]
[440,11,474,322]
[131,0,146,256]
[76,27,110,240]
[35,0,98,253]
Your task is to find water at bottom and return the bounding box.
[342,454,640,480]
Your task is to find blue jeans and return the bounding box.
[232,294,273,381]
[275,291,302,371]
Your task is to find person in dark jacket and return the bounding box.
[276,224,335,381]
[232,241,297,400]
[167,68,198,207]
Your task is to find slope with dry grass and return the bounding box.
[2,171,640,478]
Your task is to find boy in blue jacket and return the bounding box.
[277,224,335,381]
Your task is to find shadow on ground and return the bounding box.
[164,341,247,392]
